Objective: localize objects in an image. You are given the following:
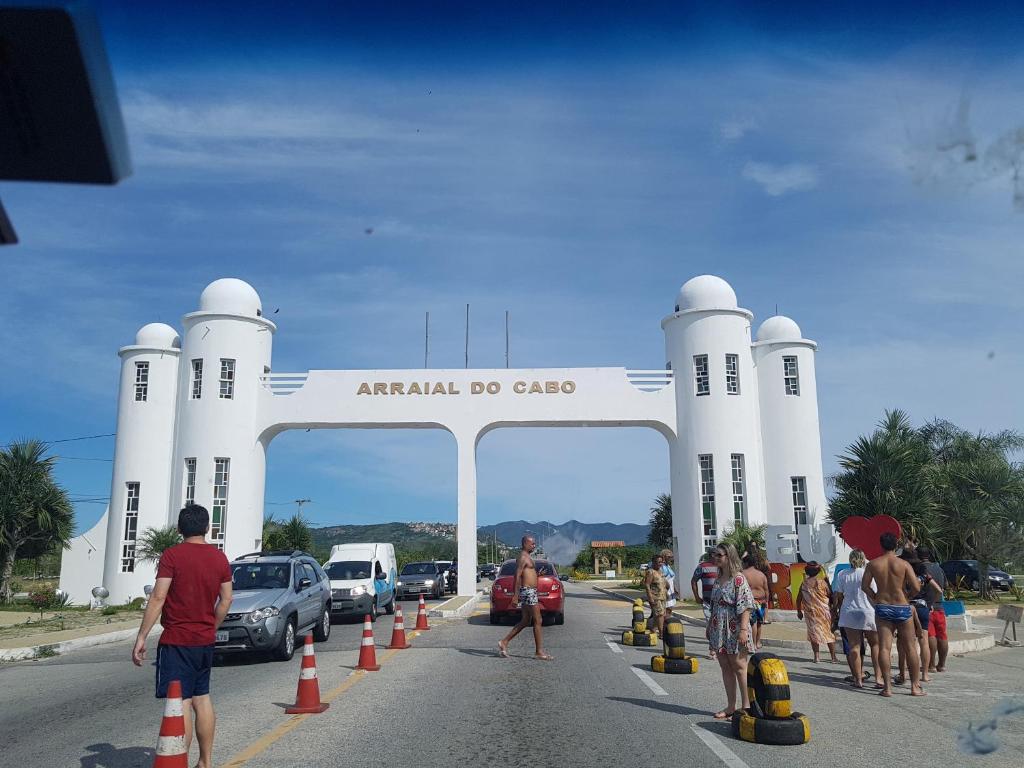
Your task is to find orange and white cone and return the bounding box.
[387,603,411,649]
[285,635,330,714]
[356,614,381,671]
[415,594,431,631]
[152,679,188,767]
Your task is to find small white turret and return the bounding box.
[753,315,830,560]
[662,276,767,574]
[101,323,181,604]
[170,279,275,559]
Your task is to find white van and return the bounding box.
[324,543,397,621]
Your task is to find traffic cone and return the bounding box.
[387,603,411,649]
[152,679,188,767]
[356,614,381,671]
[285,636,330,714]
[415,594,431,631]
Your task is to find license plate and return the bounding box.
[539,593,549,597]
[216,631,228,643]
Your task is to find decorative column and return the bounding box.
[455,430,479,597]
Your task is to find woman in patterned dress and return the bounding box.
[796,561,838,662]
[708,543,756,719]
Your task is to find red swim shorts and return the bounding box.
[928,609,947,640]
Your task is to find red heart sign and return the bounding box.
[839,515,903,560]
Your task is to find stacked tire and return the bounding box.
[731,653,810,745]
[650,617,698,674]
[631,600,647,633]
[621,629,659,646]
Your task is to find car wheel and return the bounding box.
[313,608,331,642]
[489,612,500,625]
[272,617,297,661]
[554,612,565,626]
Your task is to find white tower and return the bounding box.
[663,276,767,574]
[169,279,276,559]
[102,323,181,604]
[753,316,831,561]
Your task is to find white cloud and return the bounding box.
[719,117,758,142]
[741,161,819,196]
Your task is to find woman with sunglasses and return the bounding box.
[707,543,756,719]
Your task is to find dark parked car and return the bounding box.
[217,550,332,661]
[479,563,498,580]
[396,561,445,600]
[941,560,1014,591]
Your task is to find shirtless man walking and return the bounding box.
[498,536,553,660]
[862,532,925,697]
[742,553,770,650]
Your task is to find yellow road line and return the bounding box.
[219,632,418,768]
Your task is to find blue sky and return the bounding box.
[3,2,1024,533]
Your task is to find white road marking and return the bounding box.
[631,666,668,696]
[690,723,751,768]
[606,640,623,653]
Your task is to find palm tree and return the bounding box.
[647,493,672,547]
[136,526,183,570]
[0,440,75,602]
[827,409,939,544]
[718,521,767,556]
[264,513,312,552]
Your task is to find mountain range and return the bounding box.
[311,519,651,565]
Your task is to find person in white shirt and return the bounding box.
[833,549,881,689]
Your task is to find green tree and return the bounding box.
[136,526,183,570]
[263,513,313,552]
[0,440,75,602]
[647,493,672,547]
[719,522,767,556]
[827,410,938,543]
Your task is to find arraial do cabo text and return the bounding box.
[355,380,578,396]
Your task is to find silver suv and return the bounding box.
[216,550,332,661]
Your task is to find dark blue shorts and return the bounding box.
[155,644,213,699]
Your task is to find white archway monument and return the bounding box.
[60,274,840,605]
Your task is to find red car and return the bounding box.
[489,558,565,625]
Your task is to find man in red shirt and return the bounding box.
[133,504,233,768]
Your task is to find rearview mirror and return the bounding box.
[297,577,312,591]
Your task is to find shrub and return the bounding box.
[34,645,58,659]
[126,597,144,610]
[101,606,118,616]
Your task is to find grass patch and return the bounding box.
[0,608,143,641]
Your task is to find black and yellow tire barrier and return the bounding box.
[631,599,647,633]
[651,654,698,674]
[662,617,686,659]
[731,709,810,746]
[747,652,792,719]
[621,630,659,646]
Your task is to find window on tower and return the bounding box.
[191,359,203,399]
[134,361,149,402]
[699,454,716,549]
[694,355,710,396]
[730,454,746,525]
[783,355,800,396]
[725,354,740,395]
[791,476,808,527]
[121,482,140,572]
[211,458,230,549]
[184,458,197,506]
[219,359,235,399]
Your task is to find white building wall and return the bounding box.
[170,292,275,561]
[753,337,831,561]
[663,299,768,574]
[59,509,108,606]
[101,330,181,604]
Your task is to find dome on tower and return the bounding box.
[755,315,802,342]
[134,322,180,349]
[199,278,262,316]
[676,275,738,312]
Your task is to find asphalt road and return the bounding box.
[1,584,1023,768]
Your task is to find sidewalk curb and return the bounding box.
[429,592,483,618]
[0,625,161,662]
[591,586,996,655]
